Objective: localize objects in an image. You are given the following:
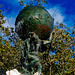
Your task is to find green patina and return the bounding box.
[21,36,42,75]
[15,6,54,40]
[15,6,54,75]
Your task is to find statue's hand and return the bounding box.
[42,31,54,44]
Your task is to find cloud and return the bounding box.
[3,6,65,30]
[47,6,65,25]
[3,17,15,29]
[2,6,66,28]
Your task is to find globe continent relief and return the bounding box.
[15,6,54,40]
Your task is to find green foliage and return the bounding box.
[0,7,23,74]
[19,0,48,7]
[38,24,75,75]
[0,4,75,75]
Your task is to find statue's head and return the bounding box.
[15,6,54,40]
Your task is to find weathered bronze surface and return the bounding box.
[15,6,54,40]
[15,6,54,75]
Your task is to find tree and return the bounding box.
[0,1,75,74]
[19,0,48,7]
[0,6,23,75]
[38,23,75,75]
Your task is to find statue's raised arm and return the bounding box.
[15,6,54,75]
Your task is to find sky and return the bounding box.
[0,0,74,58]
[0,0,75,29]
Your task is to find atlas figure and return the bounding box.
[20,31,53,75]
[15,6,54,75]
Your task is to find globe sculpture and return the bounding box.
[15,6,54,75]
[15,6,54,40]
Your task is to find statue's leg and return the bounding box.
[26,54,42,75]
[27,54,39,66]
[35,62,42,75]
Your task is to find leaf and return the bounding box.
[25,4,28,7]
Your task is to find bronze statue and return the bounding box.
[15,6,54,75]
[20,31,53,75]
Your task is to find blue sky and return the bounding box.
[0,0,75,29]
[0,0,74,58]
